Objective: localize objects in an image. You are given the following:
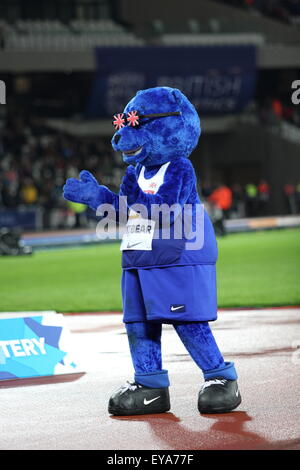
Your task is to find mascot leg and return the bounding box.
[108,322,170,416]
[174,322,241,413]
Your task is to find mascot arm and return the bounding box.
[63,170,121,213]
[120,159,195,219]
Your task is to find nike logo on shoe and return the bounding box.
[170,305,185,311]
[144,396,160,405]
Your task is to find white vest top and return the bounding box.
[137,161,171,194]
[120,162,171,251]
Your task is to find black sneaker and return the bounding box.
[198,378,241,414]
[108,381,171,416]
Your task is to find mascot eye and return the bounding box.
[112,110,181,130]
[112,111,140,130]
[126,110,140,127]
[113,113,126,130]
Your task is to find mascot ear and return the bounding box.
[171,88,183,106]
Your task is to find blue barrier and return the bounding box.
[0,209,38,230]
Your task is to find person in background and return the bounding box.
[231,183,245,218]
[257,180,270,216]
[283,183,297,214]
[296,182,300,214]
[39,180,58,229]
[19,178,38,206]
[208,182,233,236]
[245,183,258,217]
[67,201,88,228]
[200,181,213,199]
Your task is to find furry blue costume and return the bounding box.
[63,87,241,415]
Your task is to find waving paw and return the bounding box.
[63,170,112,211]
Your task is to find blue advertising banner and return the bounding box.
[0,209,37,230]
[0,313,82,380]
[87,45,257,118]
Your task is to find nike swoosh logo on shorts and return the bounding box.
[171,305,184,311]
[236,388,239,397]
[127,242,142,249]
[144,396,160,406]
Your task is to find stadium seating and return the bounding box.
[160,33,265,46]
[2,19,145,50]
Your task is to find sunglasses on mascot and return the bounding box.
[112,110,181,130]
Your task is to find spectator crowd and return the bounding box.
[202,180,300,217]
[259,97,300,129]
[0,114,124,229]
[202,180,300,235]
[1,114,300,232]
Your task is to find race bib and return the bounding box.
[120,210,155,251]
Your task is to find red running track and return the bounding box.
[0,308,299,450]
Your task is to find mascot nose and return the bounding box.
[113,134,121,145]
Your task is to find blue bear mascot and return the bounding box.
[63,87,241,415]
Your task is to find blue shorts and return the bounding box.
[121,265,217,323]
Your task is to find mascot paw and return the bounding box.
[63,170,111,210]
[120,165,140,204]
[78,169,99,185]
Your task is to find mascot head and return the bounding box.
[111,86,201,167]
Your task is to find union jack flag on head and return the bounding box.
[126,110,140,127]
[113,113,126,130]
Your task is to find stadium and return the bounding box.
[0,0,299,453]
